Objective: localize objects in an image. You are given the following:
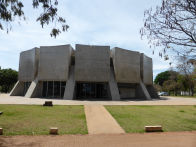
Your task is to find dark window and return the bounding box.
[71,56,75,65]
[60,82,66,97]
[42,81,66,98]
[48,81,53,97]
[23,82,31,96]
[42,81,47,97]
[76,82,110,99]
[54,81,60,98]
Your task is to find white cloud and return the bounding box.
[0,0,168,77]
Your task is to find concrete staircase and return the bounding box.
[146,85,159,98]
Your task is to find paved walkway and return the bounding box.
[84,105,125,134]
[0,131,195,147]
[0,94,196,105]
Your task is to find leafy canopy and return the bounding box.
[154,71,171,86]
[0,68,18,93]
[0,0,69,37]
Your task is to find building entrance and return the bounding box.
[42,81,66,98]
[75,82,110,99]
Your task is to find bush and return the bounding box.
[0,68,18,93]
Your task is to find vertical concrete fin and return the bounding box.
[146,85,159,98]
[109,67,120,101]
[64,66,75,100]
[24,78,38,98]
[10,81,24,96]
[139,81,151,100]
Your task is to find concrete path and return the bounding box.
[84,105,125,134]
[1,94,196,105]
[0,131,195,147]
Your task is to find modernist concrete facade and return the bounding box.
[10,44,158,100]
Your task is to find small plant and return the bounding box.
[179,110,185,113]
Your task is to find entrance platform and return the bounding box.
[0,94,196,105]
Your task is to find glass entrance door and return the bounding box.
[76,82,109,99]
[42,81,66,98]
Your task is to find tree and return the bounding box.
[169,70,179,81]
[162,79,180,95]
[154,84,162,92]
[0,68,18,93]
[176,55,196,96]
[177,74,190,92]
[154,71,170,86]
[140,0,196,59]
[161,70,180,95]
[0,0,69,37]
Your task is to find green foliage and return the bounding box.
[153,84,162,92]
[0,0,24,31]
[0,0,68,37]
[162,80,180,95]
[154,71,170,86]
[0,68,18,93]
[177,74,189,91]
[155,69,196,96]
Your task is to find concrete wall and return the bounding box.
[141,54,153,85]
[75,44,110,82]
[112,47,140,83]
[18,48,39,81]
[10,81,24,96]
[119,88,135,98]
[109,67,120,100]
[37,45,73,81]
[64,66,75,100]
[12,43,155,100]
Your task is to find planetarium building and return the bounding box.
[10,44,158,100]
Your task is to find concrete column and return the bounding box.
[25,78,38,98]
[109,67,120,101]
[64,66,75,100]
[10,81,24,96]
[24,78,42,98]
[139,81,151,100]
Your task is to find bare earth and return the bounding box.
[0,94,196,105]
[0,131,196,147]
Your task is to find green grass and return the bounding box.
[168,95,196,98]
[105,105,196,133]
[0,105,88,135]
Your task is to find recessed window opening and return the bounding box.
[42,81,66,98]
[23,82,31,96]
[76,82,110,99]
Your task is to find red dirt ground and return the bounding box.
[0,131,196,147]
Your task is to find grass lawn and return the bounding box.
[0,105,87,135]
[105,105,196,133]
[168,95,196,98]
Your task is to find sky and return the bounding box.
[0,0,171,79]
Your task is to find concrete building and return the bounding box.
[10,44,158,100]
